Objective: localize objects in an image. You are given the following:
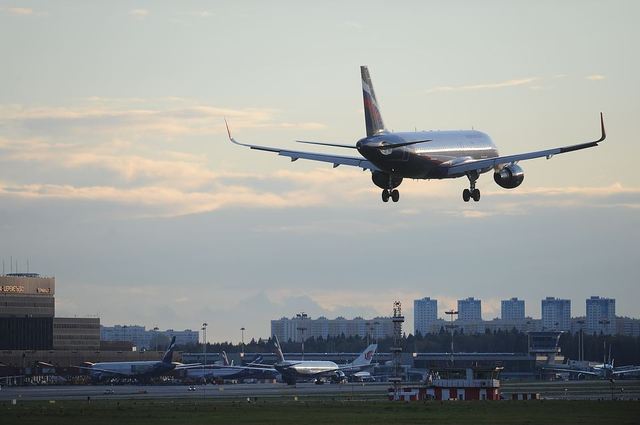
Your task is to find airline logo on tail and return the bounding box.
[161,336,177,364]
[361,66,386,137]
[353,344,377,366]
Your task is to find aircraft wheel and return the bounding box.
[391,189,400,202]
[462,189,471,202]
[382,190,390,202]
[472,189,481,202]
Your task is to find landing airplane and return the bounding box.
[227,66,606,203]
[75,337,199,382]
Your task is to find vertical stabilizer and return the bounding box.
[221,351,230,366]
[361,66,386,137]
[162,336,177,363]
[352,344,378,367]
[272,335,286,363]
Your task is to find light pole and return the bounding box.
[201,322,208,397]
[445,310,459,366]
[297,327,307,360]
[576,320,585,362]
[296,312,308,360]
[153,326,159,352]
[240,327,246,359]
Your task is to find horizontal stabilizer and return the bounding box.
[372,139,431,150]
[296,140,357,149]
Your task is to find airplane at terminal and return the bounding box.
[544,345,640,379]
[75,337,198,382]
[202,338,378,385]
[271,337,378,385]
[227,66,606,203]
[185,352,278,382]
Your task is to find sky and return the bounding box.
[1,1,639,343]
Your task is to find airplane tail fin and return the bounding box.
[353,344,378,367]
[221,351,230,366]
[361,66,386,137]
[272,335,285,363]
[248,354,264,365]
[161,336,177,363]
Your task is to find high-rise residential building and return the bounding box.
[501,298,525,321]
[541,297,571,331]
[270,315,395,342]
[414,297,438,335]
[458,297,481,321]
[100,325,198,349]
[586,296,615,335]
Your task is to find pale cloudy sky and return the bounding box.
[1,1,639,342]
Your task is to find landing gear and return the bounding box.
[463,172,481,202]
[381,189,400,203]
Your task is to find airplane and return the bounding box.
[271,336,378,385]
[185,351,278,382]
[543,343,640,380]
[201,338,378,385]
[75,336,199,382]
[227,66,606,203]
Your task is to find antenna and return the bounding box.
[2,259,4,275]
[27,259,29,273]
[10,256,12,274]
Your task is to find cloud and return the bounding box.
[586,74,605,81]
[0,101,324,138]
[6,7,33,15]
[129,9,149,18]
[426,77,538,93]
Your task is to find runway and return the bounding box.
[2,380,639,402]
[0,382,388,401]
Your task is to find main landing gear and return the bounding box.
[463,172,481,202]
[382,189,400,203]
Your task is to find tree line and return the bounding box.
[178,330,640,366]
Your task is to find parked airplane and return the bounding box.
[75,337,198,382]
[544,344,640,379]
[185,352,278,382]
[271,337,378,385]
[227,66,605,203]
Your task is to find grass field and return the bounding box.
[2,399,639,425]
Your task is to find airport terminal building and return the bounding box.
[0,273,101,351]
[0,273,55,350]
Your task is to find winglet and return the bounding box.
[598,112,606,143]
[224,118,233,141]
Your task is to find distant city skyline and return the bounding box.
[1,1,638,342]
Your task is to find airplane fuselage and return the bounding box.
[90,361,175,378]
[276,360,339,377]
[357,130,499,179]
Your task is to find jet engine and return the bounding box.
[371,171,403,189]
[493,164,524,189]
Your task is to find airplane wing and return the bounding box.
[613,367,640,375]
[541,365,600,376]
[72,365,132,377]
[225,121,380,172]
[200,364,278,372]
[446,113,606,176]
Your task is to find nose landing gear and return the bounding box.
[463,172,481,202]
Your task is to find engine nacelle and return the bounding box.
[371,171,403,189]
[493,164,524,189]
